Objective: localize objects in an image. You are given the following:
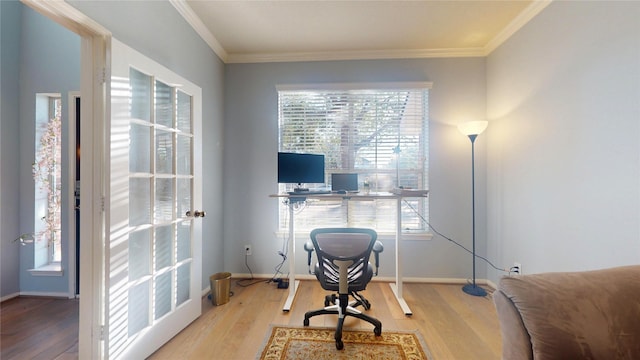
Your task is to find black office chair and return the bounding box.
[302,228,383,350]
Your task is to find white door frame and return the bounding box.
[21,1,110,358]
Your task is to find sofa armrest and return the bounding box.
[495,265,640,360]
[493,289,534,360]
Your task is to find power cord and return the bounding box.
[236,253,267,287]
[402,199,509,274]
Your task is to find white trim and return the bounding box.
[28,263,64,276]
[169,0,549,64]
[169,0,228,62]
[0,293,20,303]
[486,279,498,290]
[18,291,71,298]
[20,1,111,359]
[228,47,485,64]
[20,0,109,37]
[276,82,433,92]
[484,0,553,55]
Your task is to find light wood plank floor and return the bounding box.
[0,281,502,359]
[151,280,501,359]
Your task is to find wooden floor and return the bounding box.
[0,296,79,360]
[1,281,502,359]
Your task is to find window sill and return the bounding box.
[28,263,63,277]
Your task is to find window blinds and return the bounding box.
[278,84,430,233]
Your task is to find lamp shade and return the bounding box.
[457,121,488,136]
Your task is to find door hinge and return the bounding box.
[97,67,107,85]
[96,325,105,341]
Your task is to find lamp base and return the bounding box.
[462,283,487,297]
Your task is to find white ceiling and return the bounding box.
[171,0,551,63]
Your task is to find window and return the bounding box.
[277,83,431,234]
[33,94,62,266]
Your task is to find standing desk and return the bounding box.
[270,191,427,316]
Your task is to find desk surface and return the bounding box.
[270,190,428,200]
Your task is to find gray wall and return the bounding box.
[1,0,22,298]
[68,0,226,290]
[0,1,80,297]
[223,58,489,279]
[1,0,224,298]
[17,5,80,294]
[486,1,640,281]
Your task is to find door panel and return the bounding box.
[107,39,202,359]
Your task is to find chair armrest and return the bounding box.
[303,241,314,274]
[372,240,383,275]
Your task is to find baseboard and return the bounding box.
[0,292,20,303]
[485,279,498,290]
[18,291,72,299]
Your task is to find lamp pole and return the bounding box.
[458,121,488,297]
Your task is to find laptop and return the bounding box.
[331,173,359,193]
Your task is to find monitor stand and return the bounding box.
[293,184,309,193]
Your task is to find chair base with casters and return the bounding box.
[302,228,383,350]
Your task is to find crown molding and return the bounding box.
[171,0,551,64]
[227,47,486,64]
[484,0,553,55]
[169,0,228,62]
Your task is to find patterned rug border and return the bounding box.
[257,324,434,360]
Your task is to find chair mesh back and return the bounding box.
[310,228,377,292]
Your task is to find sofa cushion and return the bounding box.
[497,265,640,360]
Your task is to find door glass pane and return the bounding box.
[130,69,151,122]
[176,134,191,175]
[176,263,190,306]
[128,281,150,336]
[155,178,174,223]
[129,229,151,281]
[156,130,173,174]
[130,123,150,173]
[129,178,151,226]
[177,178,191,220]
[155,225,173,271]
[155,80,173,127]
[154,271,172,320]
[176,221,191,262]
[177,91,191,133]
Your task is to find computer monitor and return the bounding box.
[331,173,358,192]
[277,152,325,186]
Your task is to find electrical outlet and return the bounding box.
[244,245,252,256]
[513,262,522,275]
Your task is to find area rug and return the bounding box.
[258,325,432,360]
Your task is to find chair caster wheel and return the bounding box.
[303,318,309,326]
[374,327,382,336]
[363,299,371,310]
[336,340,344,350]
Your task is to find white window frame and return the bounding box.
[32,93,63,274]
[277,82,432,236]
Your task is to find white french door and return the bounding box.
[107,39,203,359]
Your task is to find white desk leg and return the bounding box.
[283,202,299,312]
[389,196,412,315]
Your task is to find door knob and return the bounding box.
[186,210,206,218]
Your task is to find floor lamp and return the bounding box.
[458,121,488,297]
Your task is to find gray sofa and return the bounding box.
[493,265,640,359]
